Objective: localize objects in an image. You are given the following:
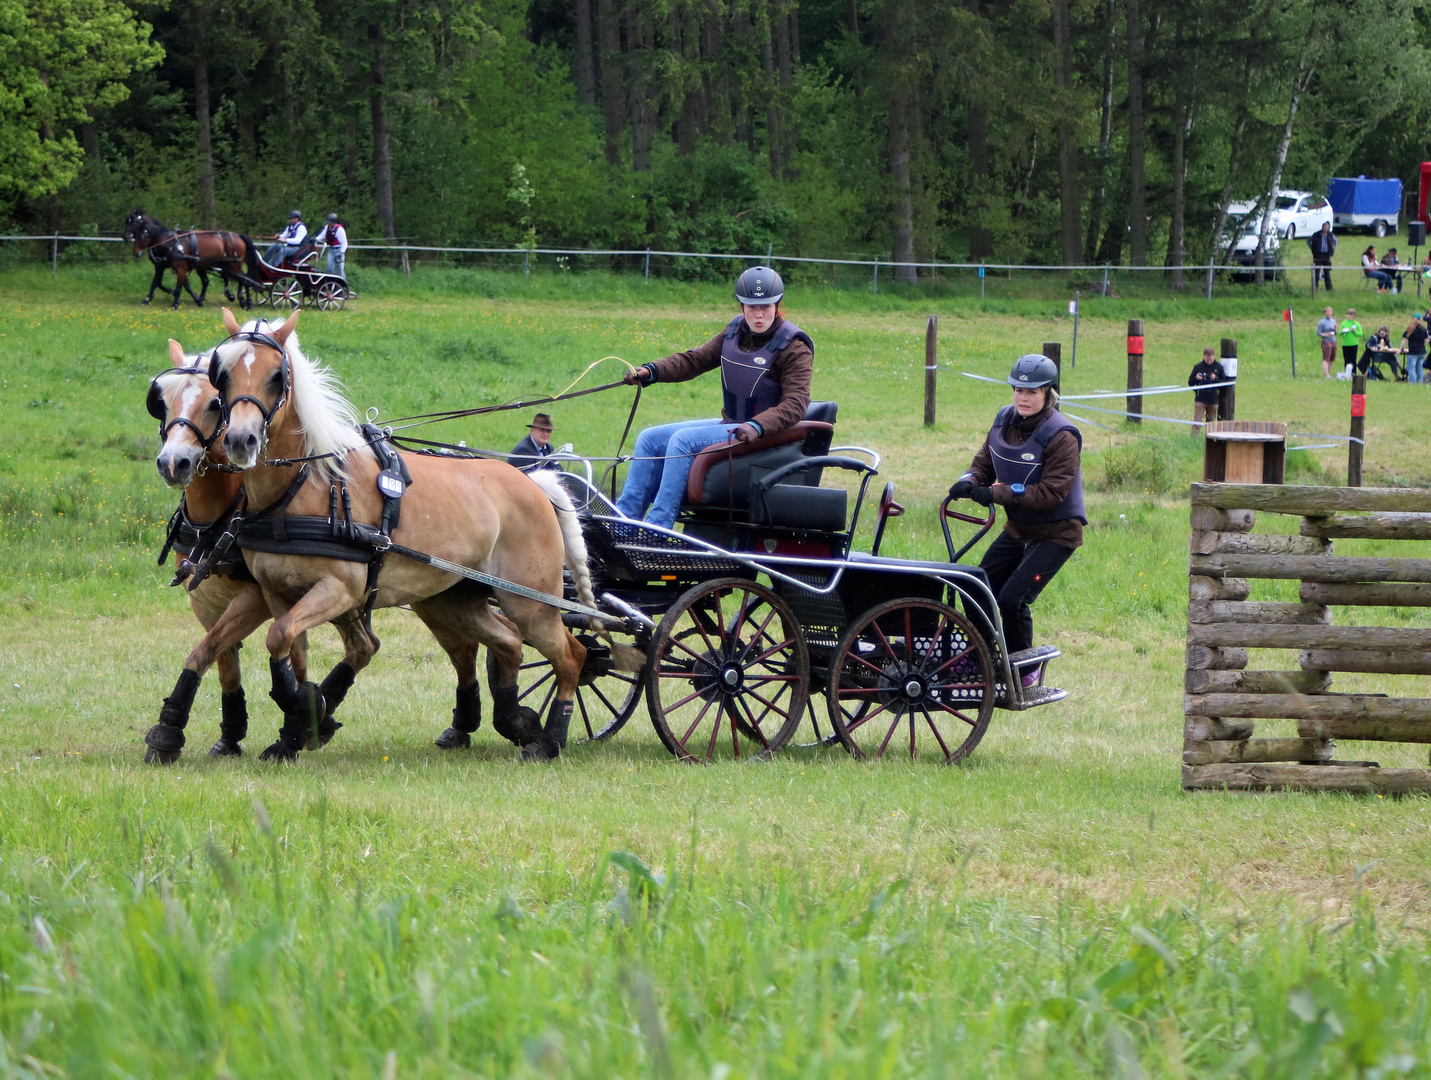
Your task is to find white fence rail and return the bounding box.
[0,233,1375,298]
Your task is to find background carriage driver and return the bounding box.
[265,210,307,265]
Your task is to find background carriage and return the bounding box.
[506,403,1070,765]
[234,239,351,311]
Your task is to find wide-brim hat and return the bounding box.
[528,412,554,431]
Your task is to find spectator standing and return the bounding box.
[1307,222,1337,291]
[1362,246,1394,292]
[1339,309,1364,374]
[264,210,307,265]
[1381,248,1404,294]
[1403,314,1429,384]
[509,413,558,470]
[1188,347,1227,428]
[1316,305,1339,378]
[315,213,348,277]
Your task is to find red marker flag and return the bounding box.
[1283,309,1292,322]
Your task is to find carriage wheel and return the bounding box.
[827,598,995,765]
[514,634,645,742]
[646,578,808,763]
[315,280,349,311]
[271,276,302,309]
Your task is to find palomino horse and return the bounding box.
[124,211,253,310]
[209,309,597,762]
[146,339,376,761]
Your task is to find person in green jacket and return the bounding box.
[1339,309,1364,374]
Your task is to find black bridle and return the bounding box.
[207,330,292,430]
[148,364,224,451]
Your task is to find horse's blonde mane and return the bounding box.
[216,317,371,482]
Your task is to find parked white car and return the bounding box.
[1267,190,1334,239]
[1221,202,1282,268]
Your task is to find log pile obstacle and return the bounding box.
[1183,481,1431,794]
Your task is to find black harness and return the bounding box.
[158,487,253,587]
[228,425,411,627]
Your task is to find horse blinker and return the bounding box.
[147,380,167,421]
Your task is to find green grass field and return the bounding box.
[3,266,1431,1077]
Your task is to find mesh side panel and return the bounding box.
[778,573,845,653]
[588,516,746,576]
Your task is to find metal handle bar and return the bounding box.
[750,455,877,493]
[940,495,996,563]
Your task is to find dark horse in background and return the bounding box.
[123,211,258,310]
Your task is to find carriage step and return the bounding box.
[998,685,1070,711]
[1008,645,1061,669]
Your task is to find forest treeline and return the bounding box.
[5,0,1431,275]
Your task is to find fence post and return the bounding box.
[1348,373,1366,487]
[872,257,879,296]
[1220,337,1238,422]
[51,231,58,278]
[1070,293,1079,369]
[644,247,650,283]
[924,315,938,426]
[1043,342,1061,384]
[1102,262,1110,298]
[1126,319,1144,424]
[1205,263,1214,300]
[400,245,411,276]
[524,247,530,281]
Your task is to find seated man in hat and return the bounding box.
[265,210,307,266]
[509,413,559,470]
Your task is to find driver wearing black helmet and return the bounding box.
[949,354,1085,679]
[616,265,813,528]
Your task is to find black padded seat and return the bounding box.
[685,401,838,510]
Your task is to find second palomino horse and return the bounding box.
[207,308,603,762]
[145,339,375,761]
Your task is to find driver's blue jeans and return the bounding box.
[615,419,730,528]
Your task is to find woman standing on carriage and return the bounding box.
[617,266,813,528]
[948,354,1085,683]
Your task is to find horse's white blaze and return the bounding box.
[178,382,202,414]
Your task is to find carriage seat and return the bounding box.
[684,402,838,510]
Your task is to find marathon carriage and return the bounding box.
[234,238,350,311]
[515,402,1070,765]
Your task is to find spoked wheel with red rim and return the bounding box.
[646,577,809,763]
[314,279,349,311]
[515,633,645,742]
[827,598,995,764]
[270,276,302,309]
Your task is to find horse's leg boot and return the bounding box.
[146,668,200,764]
[436,682,481,750]
[262,658,326,762]
[522,699,574,763]
[209,688,248,757]
[307,661,357,750]
[490,684,542,747]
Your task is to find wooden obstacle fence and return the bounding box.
[1183,481,1431,794]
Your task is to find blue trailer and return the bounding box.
[1328,176,1402,236]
